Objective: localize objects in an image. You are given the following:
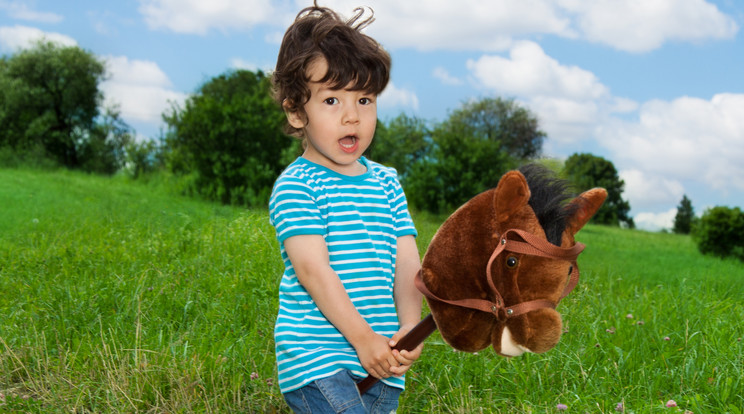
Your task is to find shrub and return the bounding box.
[692,206,744,261]
[162,70,293,207]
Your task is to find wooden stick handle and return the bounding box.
[356,314,437,394]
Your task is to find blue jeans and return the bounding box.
[283,370,402,413]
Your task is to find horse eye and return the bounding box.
[568,265,573,275]
[506,256,518,269]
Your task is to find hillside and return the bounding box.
[1,168,742,412]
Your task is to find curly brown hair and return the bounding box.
[272,1,391,137]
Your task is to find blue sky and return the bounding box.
[1,0,743,231]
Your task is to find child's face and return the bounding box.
[287,58,377,175]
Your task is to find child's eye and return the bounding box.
[323,97,339,105]
[359,97,374,105]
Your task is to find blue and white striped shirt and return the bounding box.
[268,156,417,393]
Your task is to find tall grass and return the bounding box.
[1,168,283,412]
[1,168,742,413]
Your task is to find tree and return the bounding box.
[445,97,545,160]
[692,206,744,261]
[366,113,428,179]
[0,42,131,172]
[162,69,295,206]
[562,153,634,228]
[405,112,516,213]
[399,98,544,213]
[673,195,695,234]
[0,41,131,173]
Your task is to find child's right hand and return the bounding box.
[354,332,398,379]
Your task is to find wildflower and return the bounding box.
[664,336,670,341]
[666,400,677,408]
[636,321,645,325]
[250,372,259,380]
[626,314,633,319]
[615,402,624,412]
[556,403,568,410]
[266,378,274,386]
[606,327,616,334]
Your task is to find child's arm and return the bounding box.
[389,234,424,376]
[284,234,399,379]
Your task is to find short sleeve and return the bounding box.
[392,188,417,238]
[269,175,326,242]
[373,163,417,238]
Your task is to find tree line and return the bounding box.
[0,41,677,234]
[7,42,741,261]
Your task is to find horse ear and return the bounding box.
[567,188,608,234]
[493,171,531,222]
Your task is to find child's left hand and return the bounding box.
[387,323,424,377]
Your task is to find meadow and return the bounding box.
[1,168,742,413]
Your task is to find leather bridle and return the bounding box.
[414,228,585,322]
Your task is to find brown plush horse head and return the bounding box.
[418,164,607,356]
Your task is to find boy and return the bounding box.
[269,2,423,413]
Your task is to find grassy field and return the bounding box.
[1,168,742,413]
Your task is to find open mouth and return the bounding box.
[339,135,358,153]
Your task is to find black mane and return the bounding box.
[518,164,579,246]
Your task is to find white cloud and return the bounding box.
[620,169,685,211]
[134,0,737,53]
[100,56,188,125]
[354,0,570,51]
[462,37,742,219]
[432,67,462,86]
[0,1,63,23]
[294,0,736,52]
[466,41,618,144]
[138,0,279,34]
[379,82,419,111]
[0,25,76,52]
[561,0,738,52]
[467,41,608,101]
[230,58,273,73]
[600,94,744,194]
[634,208,677,232]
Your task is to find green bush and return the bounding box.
[0,144,59,170]
[692,206,744,261]
[162,70,294,207]
[0,42,132,174]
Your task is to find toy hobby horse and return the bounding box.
[358,164,607,393]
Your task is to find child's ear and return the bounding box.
[283,99,306,129]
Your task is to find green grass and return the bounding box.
[1,168,742,413]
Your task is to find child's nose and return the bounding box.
[342,104,360,124]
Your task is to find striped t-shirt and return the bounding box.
[268,156,417,393]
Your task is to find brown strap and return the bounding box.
[415,269,556,319]
[415,228,584,320]
[491,229,584,300]
[415,271,498,314]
